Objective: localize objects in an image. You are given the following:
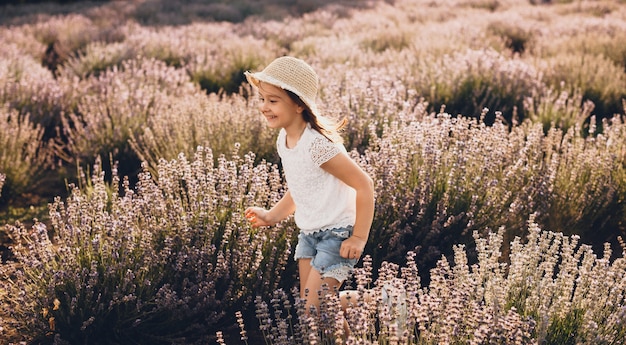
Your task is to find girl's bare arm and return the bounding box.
[245,190,296,227]
[321,152,375,258]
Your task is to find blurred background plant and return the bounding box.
[539,53,626,121]
[59,57,201,183]
[0,104,52,204]
[413,48,546,125]
[128,88,279,179]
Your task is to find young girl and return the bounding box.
[243,56,375,315]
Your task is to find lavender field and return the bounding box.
[1,0,625,344]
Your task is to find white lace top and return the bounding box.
[277,125,356,234]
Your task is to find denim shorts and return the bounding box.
[294,226,358,283]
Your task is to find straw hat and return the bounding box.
[245,56,320,117]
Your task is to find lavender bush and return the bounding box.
[0,43,79,143]
[541,115,626,244]
[487,18,535,54]
[129,89,278,178]
[177,24,277,94]
[0,148,294,343]
[411,48,545,124]
[60,58,200,172]
[524,87,594,135]
[59,21,278,92]
[356,108,625,273]
[238,216,625,344]
[30,13,127,73]
[539,53,626,119]
[58,40,137,80]
[532,14,626,73]
[0,104,51,202]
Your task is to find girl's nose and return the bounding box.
[259,100,268,112]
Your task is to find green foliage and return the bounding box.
[545,309,584,345]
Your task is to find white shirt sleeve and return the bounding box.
[310,136,341,166]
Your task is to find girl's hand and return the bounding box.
[340,235,367,259]
[244,207,273,227]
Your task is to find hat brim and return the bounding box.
[245,71,319,117]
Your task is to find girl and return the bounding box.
[243,56,375,315]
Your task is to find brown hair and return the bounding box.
[284,89,347,144]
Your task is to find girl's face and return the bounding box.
[257,82,305,131]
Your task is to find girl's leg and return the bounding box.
[299,259,341,314]
[340,289,365,310]
[298,258,313,301]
